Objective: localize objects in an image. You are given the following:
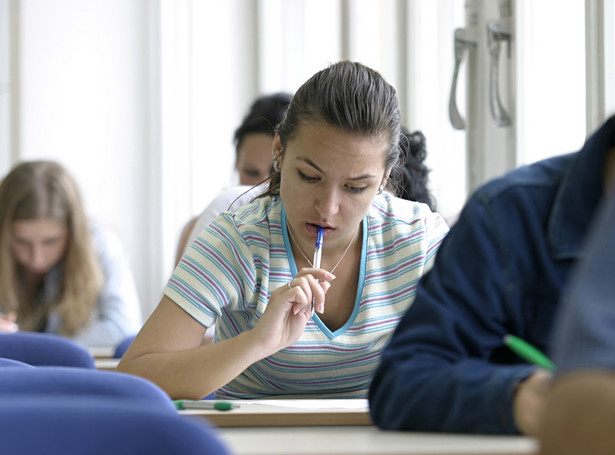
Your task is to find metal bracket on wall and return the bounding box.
[448,28,478,130]
[486,17,512,127]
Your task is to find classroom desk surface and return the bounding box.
[94,358,119,371]
[214,426,538,455]
[180,399,371,427]
[88,346,114,359]
[180,400,538,454]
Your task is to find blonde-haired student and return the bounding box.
[0,160,141,347]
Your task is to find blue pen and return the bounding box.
[311,226,324,315]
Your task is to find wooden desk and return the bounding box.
[181,400,538,454]
[94,358,119,371]
[180,399,371,427]
[88,346,114,359]
[214,426,539,455]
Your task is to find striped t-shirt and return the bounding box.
[165,193,448,398]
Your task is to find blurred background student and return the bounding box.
[391,127,436,212]
[0,160,142,347]
[175,92,293,264]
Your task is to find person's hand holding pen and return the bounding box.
[513,368,553,436]
[0,312,18,333]
[253,266,334,354]
[504,334,555,436]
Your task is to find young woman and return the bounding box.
[0,160,141,347]
[118,61,448,400]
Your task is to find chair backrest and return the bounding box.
[113,333,137,358]
[0,357,35,368]
[0,396,232,455]
[0,332,95,368]
[0,366,176,411]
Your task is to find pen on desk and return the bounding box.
[173,400,239,411]
[311,226,324,316]
[503,334,556,371]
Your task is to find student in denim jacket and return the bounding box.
[369,115,615,436]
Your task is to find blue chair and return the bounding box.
[0,366,176,411]
[113,333,137,358]
[0,332,95,368]
[0,396,231,455]
[0,357,34,368]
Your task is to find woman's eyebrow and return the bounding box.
[297,157,323,173]
[296,157,376,180]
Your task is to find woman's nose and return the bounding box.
[30,246,46,268]
[315,187,340,218]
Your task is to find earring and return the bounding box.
[377,185,384,194]
[272,155,280,172]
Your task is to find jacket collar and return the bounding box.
[548,116,615,259]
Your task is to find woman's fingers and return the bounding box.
[286,270,334,316]
[0,313,18,333]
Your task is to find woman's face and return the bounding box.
[276,120,389,254]
[11,218,69,276]
[236,133,275,186]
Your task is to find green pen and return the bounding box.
[503,334,556,371]
[173,399,239,411]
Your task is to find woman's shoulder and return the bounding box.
[87,221,126,259]
[369,192,446,228]
[209,196,283,248]
[230,194,282,226]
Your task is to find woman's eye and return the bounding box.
[346,184,367,194]
[298,170,319,183]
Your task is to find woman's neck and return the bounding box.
[20,268,46,291]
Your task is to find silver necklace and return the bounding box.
[287,222,360,275]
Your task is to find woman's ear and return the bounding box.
[272,134,283,168]
[379,169,392,193]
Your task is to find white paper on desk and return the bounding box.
[245,399,368,410]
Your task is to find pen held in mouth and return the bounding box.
[312,226,324,269]
[310,226,324,316]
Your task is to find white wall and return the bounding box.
[13,0,160,315]
[0,0,12,172]
[6,0,273,318]
[3,0,613,324]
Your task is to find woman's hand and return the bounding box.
[0,312,18,333]
[252,268,335,355]
[513,368,554,436]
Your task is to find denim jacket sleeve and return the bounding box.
[369,191,538,434]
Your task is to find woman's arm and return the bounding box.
[118,268,333,399]
[118,296,273,399]
[369,193,539,434]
